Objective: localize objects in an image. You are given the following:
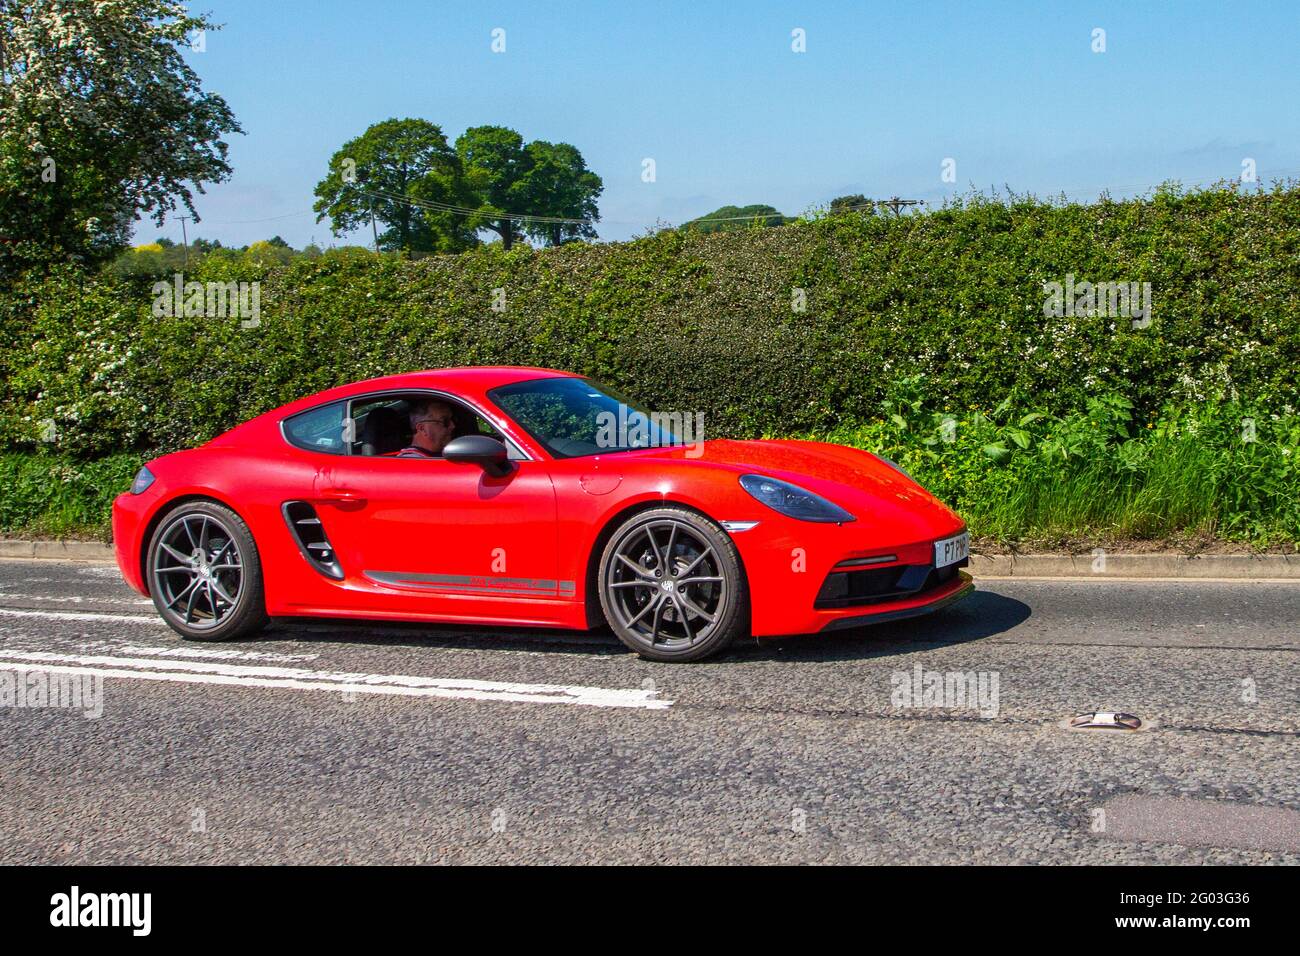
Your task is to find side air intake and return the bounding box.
[281,501,343,579]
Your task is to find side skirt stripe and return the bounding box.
[366,570,577,597]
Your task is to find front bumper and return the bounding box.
[819,571,974,632]
[112,491,152,596]
[728,517,973,636]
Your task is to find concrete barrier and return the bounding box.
[968,552,1300,579]
[0,539,116,562]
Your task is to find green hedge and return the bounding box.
[816,387,1299,546]
[0,453,140,538]
[2,184,1299,459]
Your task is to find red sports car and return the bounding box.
[113,367,972,662]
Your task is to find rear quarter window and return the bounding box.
[283,402,347,454]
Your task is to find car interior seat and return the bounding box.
[359,405,409,456]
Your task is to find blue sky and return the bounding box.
[149,0,1300,248]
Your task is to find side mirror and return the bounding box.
[442,435,512,477]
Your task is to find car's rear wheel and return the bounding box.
[146,500,268,642]
[598,507,749,662]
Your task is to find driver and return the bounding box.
[398,398,456,458]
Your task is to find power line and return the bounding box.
[167,166,1298,239]
[979,166,1300,203]
[358,186,592,225]
[186,208,319,226]
[356,186,923,227]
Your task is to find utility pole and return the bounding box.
[177,215,191,267]
[879,197,924,217]
[370,202,378,251]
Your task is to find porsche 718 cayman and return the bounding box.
[113,367,972,662]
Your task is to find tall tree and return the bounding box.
[313,118,475,254]
[679,204,786,234]
[829,194,874,215]
[454,126,603,249]
[454,125,531,250]
[519,141,602,247]
[0,0,242,278]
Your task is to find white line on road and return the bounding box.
[42,640,320,664]
[0,607,164,625]
[0,590,153,606]
[115,644,319,663]
[0,650,672,710]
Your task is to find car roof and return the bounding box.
[344,365,576,393]
[208,366,579,450]
[278,366,577,410]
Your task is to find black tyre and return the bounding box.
[597,507,749,662]
[146,500,269,642]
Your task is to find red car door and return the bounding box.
[309,455,567,626]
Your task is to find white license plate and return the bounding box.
[934,531,969,568]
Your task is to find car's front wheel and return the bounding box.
[146,500,268,642]
[598,507,749,662]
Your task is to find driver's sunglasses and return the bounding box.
[416,416,455,428]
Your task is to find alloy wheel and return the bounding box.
[151,512,245,631]
[604,518,728,650]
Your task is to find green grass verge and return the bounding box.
[811,387,1299,547]
[0,453,141,540]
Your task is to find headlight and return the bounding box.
[130,465,156,495]
[739,474,855,523]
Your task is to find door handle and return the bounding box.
[319,487,367,505]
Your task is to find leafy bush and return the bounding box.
[679,204,787,233]
[814,379,1299,546]
[1,184,1298,545]
[0,452,141,539]
[2,184,1298,458]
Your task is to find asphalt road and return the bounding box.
[1,559,1297,864]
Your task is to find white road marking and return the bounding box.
[43,640,319,664]
[115,644,319,663]
[0,650,672,710]
[0,607,163,625]
[0,592,153,606]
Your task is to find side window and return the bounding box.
[463,408,509,442]
[457,405,525,459]
[283,402,347,454]
[347,393,525,460]
[350,398,411,456]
